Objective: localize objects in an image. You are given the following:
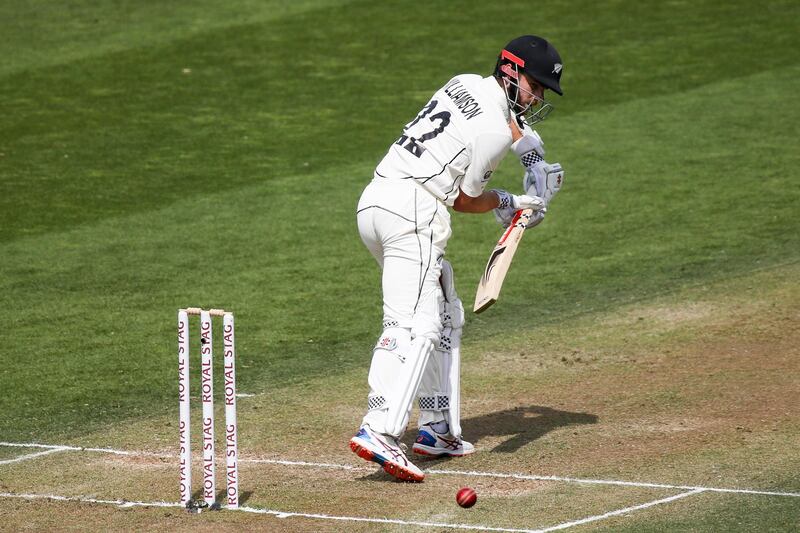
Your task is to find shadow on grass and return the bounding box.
[186,489,254,509]
[409,405,598,469]
[464,405,598,453]
[213,489,253,507]
[359,405,597,481]
[238,490,254,506]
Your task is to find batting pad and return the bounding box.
[362,329,434,437]
[417,325,462,437]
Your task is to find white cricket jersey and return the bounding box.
[374,75,513,206]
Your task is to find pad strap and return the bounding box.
[439,333,452,353]
[368,395,386,411]
[418,394,450,411]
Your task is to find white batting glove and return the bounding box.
[493,205,515,228]
[520,123,541,140]
[493,206,547,229]
[493,189,545,211]
[524,161,564,206]
[492,189,546,229]
[511,130,545,165]
[525,210,546,229]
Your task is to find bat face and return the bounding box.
[473,209,532,313]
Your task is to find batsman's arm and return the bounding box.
[454,188,544,215]
[453,189,503,213]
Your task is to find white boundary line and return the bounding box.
[2,441,799,498]
[0,490,703,533]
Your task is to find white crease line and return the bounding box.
[426,469,800,498]
[73,446,171,458]
[237,504,541,532]
[0,442,170,458]
[248,459,800,498]
[0,492,180,509]
[427,468,800,498]
[2,441,799,498]
[1,442,69,450]
[529,489,705,532]
[0,492,540,532]
[0,448,68,465]
[245,457,374,472]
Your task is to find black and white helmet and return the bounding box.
[494,35,563,126]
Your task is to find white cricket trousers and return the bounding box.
[356,178,452,338]
[356,178,452,435]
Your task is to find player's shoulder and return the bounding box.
[437,73,491,97]
[448,73,483,86]
[436,74,508,133]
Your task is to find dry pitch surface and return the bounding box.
[1,264,798,532]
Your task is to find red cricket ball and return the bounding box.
[456,487,477,508]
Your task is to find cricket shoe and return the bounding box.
[349,425,425,482]
[412,423,475,457]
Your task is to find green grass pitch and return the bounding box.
[1,1,798,530]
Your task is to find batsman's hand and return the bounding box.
[493,188,547,229]
[493,189,545,212]
[524,161,564,206]
[494,206,547,229]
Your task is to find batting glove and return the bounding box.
[493,189,545,212]
[492,189,546,229]
[511,129,545,168]
[524,161,564,206]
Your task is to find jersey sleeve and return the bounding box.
[460,131,511,198]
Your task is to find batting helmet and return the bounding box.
[494,35,563,125]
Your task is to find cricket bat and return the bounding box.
[473,208,534,313]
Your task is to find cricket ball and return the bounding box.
[456,487,477,508]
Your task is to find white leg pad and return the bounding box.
[417,345,449,427]
[386,336,434,436]
[362,328,435,437]
[417,259,464,437]
[444,326,462,438]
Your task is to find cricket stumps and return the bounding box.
[178,308,239,511]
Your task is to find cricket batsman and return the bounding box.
[350,35,567,481]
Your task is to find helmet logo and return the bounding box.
[552,63,563,74]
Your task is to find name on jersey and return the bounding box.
[443,79,483,120]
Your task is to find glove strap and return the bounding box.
[492,189,513,209]
[521,151,543,168]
